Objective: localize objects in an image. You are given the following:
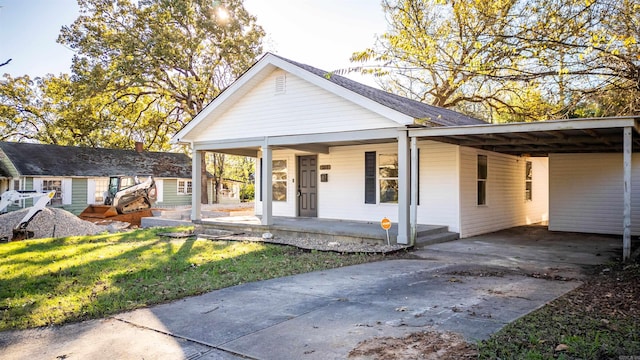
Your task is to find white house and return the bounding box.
[173,53,638,260]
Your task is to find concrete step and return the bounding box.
[416,225,450,238]
[414,231,459,248]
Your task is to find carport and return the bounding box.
[409,116,640,261]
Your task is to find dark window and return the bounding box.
[477,155,487,205]
[365,151,376,204]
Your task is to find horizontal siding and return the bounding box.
[63,178,88,215]
[194,69,400,142]
[255,152,299,216]
[549,153,640,235]
[255,141,462,233]
[460,148,549,238]
[417,141,460,232]
[158,179,192,207]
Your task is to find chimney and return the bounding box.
[135,142,144,153]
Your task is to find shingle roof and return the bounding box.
[271,54,485,127]
[0,142,193,178]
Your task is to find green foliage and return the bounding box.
[2,0,264,151]
[0,227,391,330]
[240,183,255,201]
[353,0,640,121]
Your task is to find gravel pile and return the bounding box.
[0,208,108,240]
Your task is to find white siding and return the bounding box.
[459,148,549,238]
[87,179,96,204]
[155,179,164,203]
[193,69,401,142]
[417,141,461,233]
[549,153,640,235]
[255,151,298,217]
[255,141,462,233]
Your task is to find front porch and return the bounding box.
[194,216,458,247]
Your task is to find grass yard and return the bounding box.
[477,262,640,359]
[0,226,396,331]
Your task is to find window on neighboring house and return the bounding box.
[477,155,487,205]
[379,153,398,203]
[94,178,109,203]
[42,179,63,206]
[525,161,533,201]
[272,160,287,201]
[177,180,192,195]
[13,179,20,191]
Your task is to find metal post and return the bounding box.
[397,130,410,245]
[410,136,418,245]
[623,127,632,261]
[261,139,273,226]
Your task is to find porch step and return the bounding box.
[414,229,459,248]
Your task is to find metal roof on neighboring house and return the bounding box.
[0,142,194,178]
[272,54,485,127]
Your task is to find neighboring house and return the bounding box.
[173,53,638,259]
[211,178,244,204]
[0,142,196,214]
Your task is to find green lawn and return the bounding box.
[0,227,393,330]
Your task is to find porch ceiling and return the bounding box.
[409,116,640,157]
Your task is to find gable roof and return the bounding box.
[173,53,484,143]
[0,142,193,178]
[271,54,485,127]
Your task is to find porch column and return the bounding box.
[261,139,273,226]
[410,136,418,245]
[623,127,632,261]
[191,148,202,221]
[397,130,410,245]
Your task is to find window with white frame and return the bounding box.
[177,180,192,195]
[477,155,487,205]
[42,179,63,206]
[525,161,533,201]
[94,178,109,203]
[379,154,398,203]
[272,160,287,201]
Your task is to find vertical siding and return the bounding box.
[459,148,549,238]
[549,153,640,235]
[194,69,401,142]
[157,179,192,207]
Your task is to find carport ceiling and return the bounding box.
[410,117,640,157]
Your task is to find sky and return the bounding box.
[0,0,387,83]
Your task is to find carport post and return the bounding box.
[410,136,418,244]
[397,130,410,245]
[261,139,273,226]
[191,148,202,221]
[623,127,631,261]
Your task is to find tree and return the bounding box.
[58,0,264,146]
[0,74,65,143]
[351,0,639,121]
[56,0,264,201]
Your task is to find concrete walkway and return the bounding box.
[0,227,622,360]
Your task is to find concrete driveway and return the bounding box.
[0,226,622,360]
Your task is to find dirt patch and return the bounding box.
[348,330,477,360]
